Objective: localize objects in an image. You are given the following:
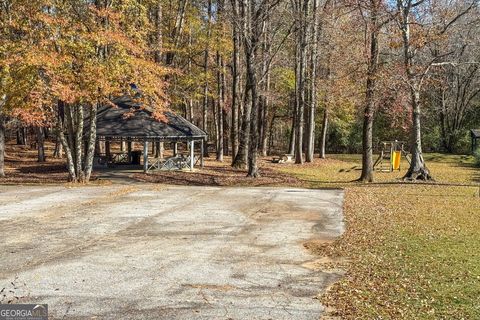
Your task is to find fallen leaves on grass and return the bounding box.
[281,154,479,319]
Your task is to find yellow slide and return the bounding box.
[391,151,401,170]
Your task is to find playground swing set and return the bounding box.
[373,140,411,172]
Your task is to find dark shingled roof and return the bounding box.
[471,129,480,138]
[94,96,207,140]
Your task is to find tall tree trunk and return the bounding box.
[359,0,379,183]
[230,3,241,160]
[16,127,27,145]
[439,97,452,153]
[65,104,76,168]
[75,105,84,181]
[188,99,194,122]
[164,0,188,66]
[36,127,46,162]
[397,1,432,180]
[260,93,269,157]
[216,53,224,161]
[223,107,229,156]
[294,0,310,164]
[267,111,277,155]
[247,79,260,177]
[202,0,212,158]
[306,0,319,162]
[216,0,225,161]
[438,87,450,152]
[404,90,431,180]
[258,73,270,157]
[259,18,270,157]
[232,86,251,169]
[319,108,328,158]
[232,0,251,169]
[213,96,218,152]
[16,129,21,145]
[54,108,64,159]
[57,101,98,183]
[83,105,98,181]
[57,102,76,181]
[245,14,260,176]
[53,137,63,158]
[288,93,296,155]
[222,62,229,156]
[0,115,5,177]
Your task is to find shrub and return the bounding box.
[474,148,480,167]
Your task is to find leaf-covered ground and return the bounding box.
[2,142,68,183]
[3,142,480,318]
[277,154,480,319]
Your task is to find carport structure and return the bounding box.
[94,96,207,172]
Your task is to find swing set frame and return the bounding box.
[373,140,411,172]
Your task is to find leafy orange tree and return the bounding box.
[0,0,49,176]
[1,0,168,182]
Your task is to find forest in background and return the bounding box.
[1,0,479,182]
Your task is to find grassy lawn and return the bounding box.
[277,154,480,319]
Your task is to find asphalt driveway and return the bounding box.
[0,185,344,319]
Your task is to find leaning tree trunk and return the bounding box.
[0,114,5,177]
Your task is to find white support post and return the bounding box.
[143,139,149,173]
[190,140,194,171]
[200,139,204,168]
[173,142,178,156]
